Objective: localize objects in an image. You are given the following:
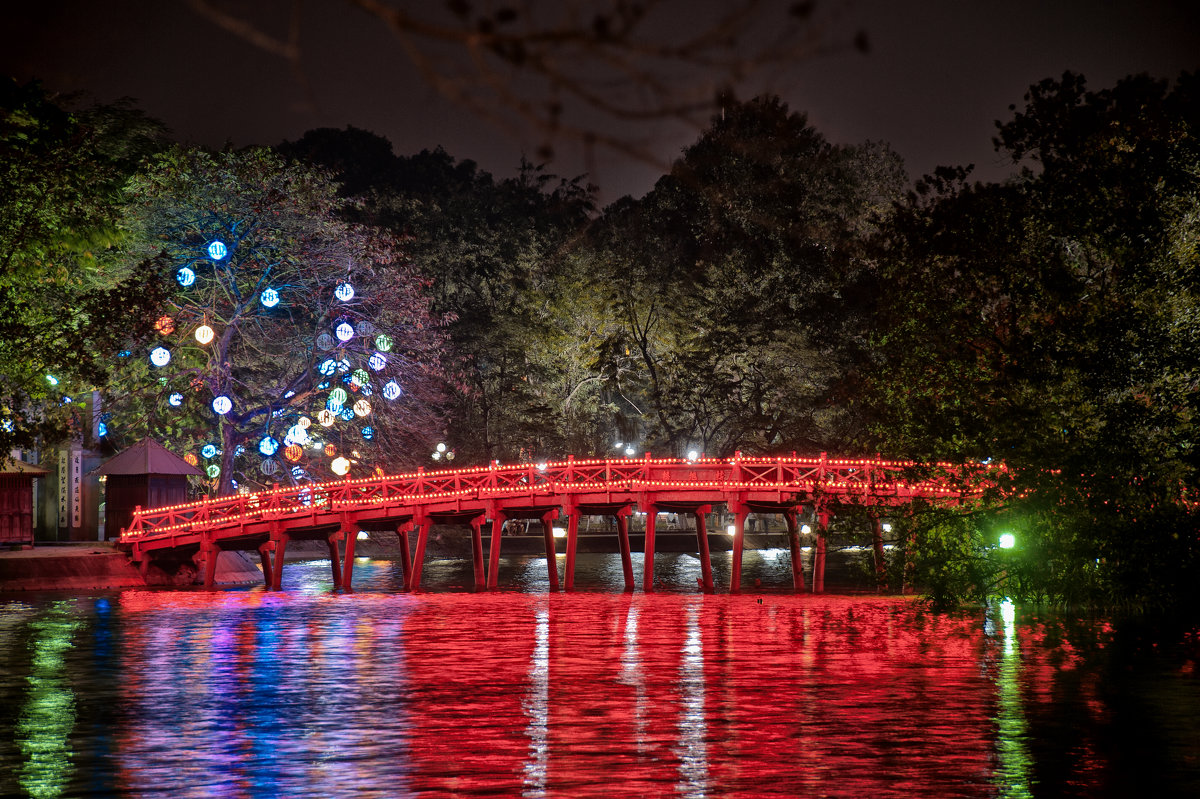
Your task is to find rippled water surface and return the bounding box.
[2,552,1198,798]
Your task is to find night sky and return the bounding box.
[5,0,1199,202]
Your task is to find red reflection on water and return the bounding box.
[104,590,1113,797]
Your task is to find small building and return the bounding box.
[0,460,48,546]
[92,439,203,540]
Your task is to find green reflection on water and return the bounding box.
[18,601,82,799]
[994,599,1033,798]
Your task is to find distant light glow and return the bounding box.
[999,533,1016,549]
[624,446,636,456]
[150,347,171,367]
[687,449,699,461]
[207,240,228,261]
[45,375,59,387]
[334,282,355,302]
[176,267,195,286]
[335,322,354,342]
[800,524,812,535]
[211,395,232,415]
[260,288,280,308]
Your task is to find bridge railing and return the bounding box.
[120,454,998,542]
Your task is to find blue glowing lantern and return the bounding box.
[334,282,355,302]
[176,267,196,287]
[211,395,232,415]
[168,392,184,407]
[207,240,228,261]
[97,421,108,437]
[258,435,280,457]
[335,322,355,342]
[201,444,218,459]
[368,352,387,371]
[260,288,280,308]
[382,380,401,400]
[318,359,337,376]
[340,407,355,421]
[150,347,171,367]
[361,426,374,440]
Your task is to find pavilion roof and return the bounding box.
[92,438,203,477]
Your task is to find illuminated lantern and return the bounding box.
[201,444,218,459]
[155,315,175,335]
[284,444,303,462]
[329,387,348,405]
[327,397,343,413]
[368,352,387,371]
[335,322,354,342]
[207,240,228,261]
[260,288,280,308]
[195,325,215,345]
[211,395,232,415]
[285,424,309,446]
[334,282,355,302]
[176,267,195,287]
[374,334,393,352]
[97,421,108,437]
[382,380,401,400]
[168,393,184,407]
[353,399,371,417]
[258,435,279,457]
[331,456,350,476]
[352,368,370,386]
[324,444,336,457]
[206,464,220,479]
[150,347,171,367]
[317,409,335,427]
[318,358,337,376]
[291,466,305,480]
[340,408,354,421]
[361,426,374,440]
[298,416,311,429]
[183,453,199,466]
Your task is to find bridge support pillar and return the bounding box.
[199,539,219,590]
[327,536,343,591]
[813,511,828,594]
[615,511,634,593]
[642,504,658,593]
[784,509,805,593]
[396,522,413,589]
[694,506,714,593]
[407,517,430,592]
[541,511,560,591]
[487,516,503,589]
[564,510,580,591]
[470,517,486,589]
[730,506,747,594]
[872,516,887,592]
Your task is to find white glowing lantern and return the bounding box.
[382,380,401,400]
[195,325,215,345]
[176,267,196,287]
[260,288,280,308]
[168,393,184,407]
[211,395,232,415]
[207,240,228,261]
[150,347,171,367]
[334,282,355,302]
[298,416,311,429]
[286,424,310,445]
[318,409,336,427]
[331,456,351,476]
[353,399,371,417]
[368,352,387,371]
[335,322,354,342]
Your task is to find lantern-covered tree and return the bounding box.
[105,146,447,493]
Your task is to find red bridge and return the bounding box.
[118,453,995,593]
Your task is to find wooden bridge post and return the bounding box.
[257,542,273,589]
[270,532,289,591]
[540,510,560,591]
[730,503,748,594]
[407,514,430,592]
[784,508,805,593]
[813,510,828,594]
[615,509,634,593]
[564,508,580,591]
[327,534,344,590]
[200,537,219,590]
[642,502,658,593]
[872,515,887,592]
[470,516,486,589]
[694,505,714,593]
[396,521,413,589]
[338,519,358,591]
[486,510,504,589]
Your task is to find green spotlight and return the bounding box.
[999,533,1016,549]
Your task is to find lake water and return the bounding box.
[1,551,1198,797]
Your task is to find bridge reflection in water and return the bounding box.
[92,581,1092,798]
[119,454,996,593]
